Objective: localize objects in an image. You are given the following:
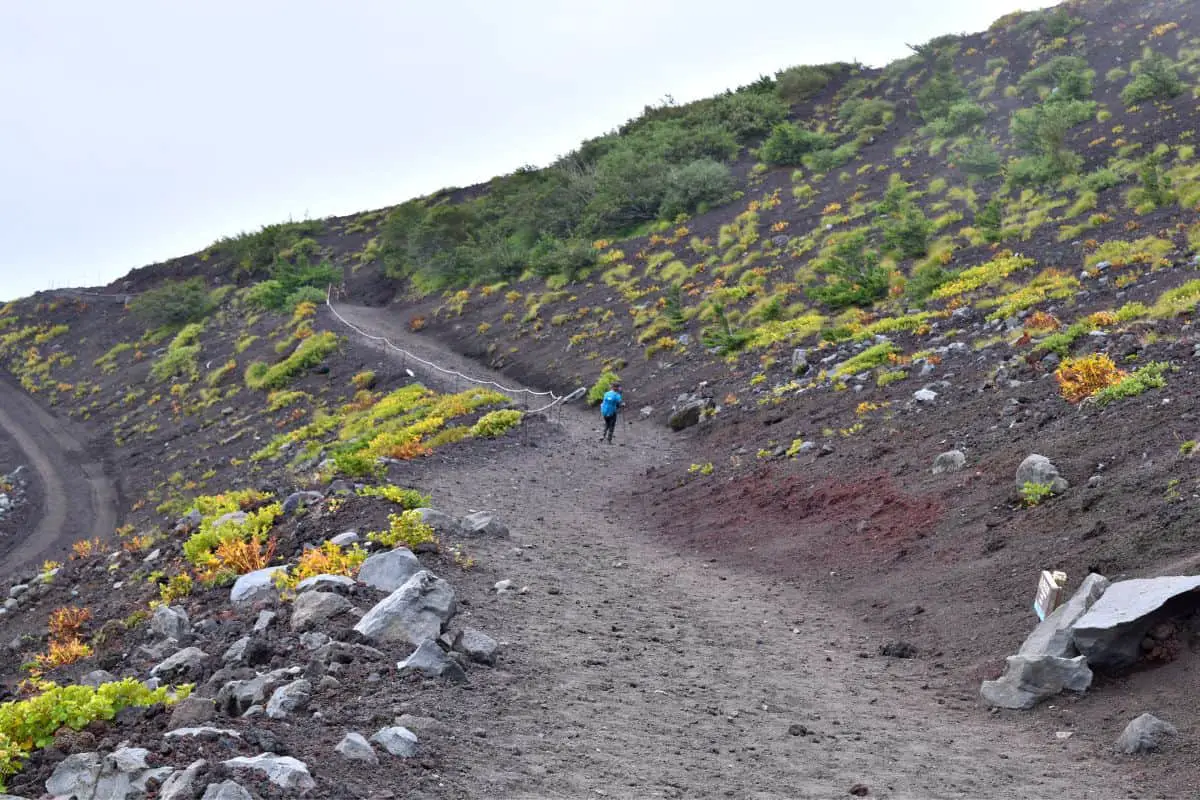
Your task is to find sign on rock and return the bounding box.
[1034,570,1067,621]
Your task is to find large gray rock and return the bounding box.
[168,696,217,730]
[290,590,351,631]
[151,647,209,682]
[158,759,207,800]
[201,782,254,800]
[931,450,966,475]
[335,732,379,764]
[222,754,315,793]
[460,511,509,538]
[1071,576,1200,669]
[357,548,422,593]
[979,655,1092,710]
[791,347,808,375]
[668,399,708,431]
[229,567,286,608]
[282,491,324,515]
[354,571,456,645]
[413,508,462,537]
[397,639,467,682]
[151,605,191,643]
[45,748,168,800]
[266,679,312,719]
[45,752,102,799]
[1115,713,1177,754]
[216,668,294,716]
[1015,454,1068,493]
[370,726,419,757]
[1019,573,1110,659]
[453,628,500,666]
[295,574,355,593]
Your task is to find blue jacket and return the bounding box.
[600,389,623,417]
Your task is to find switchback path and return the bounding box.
[334,305,1133,799]
[0,374,117,574]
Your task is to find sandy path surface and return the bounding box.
[330,304,1137,799]
[0,374,117,573]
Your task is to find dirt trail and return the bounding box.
[336,305,1134,799]
[0,374,117,572]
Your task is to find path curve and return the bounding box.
[0,375,118,574]
[332,305,1135,799]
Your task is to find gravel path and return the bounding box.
[0,373,117,572]
[330,304,1137,799]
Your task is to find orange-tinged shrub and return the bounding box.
[1055,354,1126,402]
[48,607,91,640]
[1025,311,1061,332]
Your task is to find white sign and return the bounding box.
[1033,570,1067,621]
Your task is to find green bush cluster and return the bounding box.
[1121,50,1185,106]
[808,232,889,309]
[759,124,836,166]
[245,332,340,391]
[208,220,324,277]
[587,371,620,405]
[470,409,523,438]
[244,258,340,312]
[357,484,431,508]
[367,510,437,550]
[150,322,204,382]
[1017,56,1094,101]
[129,277,216,329]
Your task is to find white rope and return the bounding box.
[324,287,581,415]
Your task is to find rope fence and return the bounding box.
[324,287,583,416]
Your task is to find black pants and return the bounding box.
[602,413,617,441]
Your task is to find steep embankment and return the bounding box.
[0,374,117,573]
[329,305,1137,799]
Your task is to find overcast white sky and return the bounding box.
[0,1,1053,301]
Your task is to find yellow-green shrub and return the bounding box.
[367,511,437,550]
[471,409,522,438]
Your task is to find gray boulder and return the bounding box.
[397,639,467,682]
[668,398,708,431]
[791,347,808,375]
[453,628,500,666]
[328,530,360,546]
[290,591,351,631]
[1019,573,1110,659]
[1115,713,1177,754]
[979,655,1092,710]
[79,669,117,688]
[354,570,457,645]
[1015,454,1068,493]
[913,388,938,404]
[174,508,202,533]
[222,754,315,793]
[370,726,419,758]
[357,548,422,593]
[282,490,324,515]
[158,759,207,800]
[45,752,102,799]
[216,669,294,716]
[413,508,462,537]
[266,679,312,719]
[335,732,379,764]
[168,696,217,730]
[229,566,286,608]
[1071,576,1200,669]
[460,511,509,538]
[931,450,966,475]
[151,605,191,643]
[201,782,254,800]
[211,511,248,529]
[295,574,355,593]
[151,647,209,682]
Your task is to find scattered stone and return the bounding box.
[788,723,810,737]
[397,639,468,682]
[931,450,966,475]
[1071,576,1200,669]
[158,759,207,800]
[791,348,809,375]
[329,531,360,546]
[413,508,463,537]
[460,511,509,537]
[913,388,938,404]
[357,548,422,593]
[151,605,191,643]
[1115,713,1177,754]
[1015,454,1068,494]
[165,727,242,740]
[282,490,324,515]
[222,754,315,793]
[668,397,710,431]
[849,784,870,797]
[169,696,217,730]
[229,567,286,608]
[296,574,355,593]
[335,732,379,764]
[370,726,419,758]
[879,641,917,659]
[291,590,351,631]
[453,628,499,666]
[79,669,117,688]
[266,679,313,719]
[174,509,202,533]
[253,610,276,632]
[201,781,254,800]
[494,579,514,594]
[151,647,209,682]
[980,655,1092,710]
[354,570,457,646]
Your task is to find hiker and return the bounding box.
[600,383,624,443]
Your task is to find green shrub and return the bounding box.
[245,258,339,311]
[1092,362,1169,406]
[587,371,620,405]
[470,409,523,438]
[1020,481,1055,507]
[838,98,894,135]
[332,451,383,478]
[776,65,834,103]
[759,124,835,166]
[808,232,889,309]
[150,323,205,382]
[802,142,858,172]
[1009,99,1094,180]
[1082,166,1127,192]
[1017,56,1094,101]
[357,484,431,508]
[367,510,436,550]
[1121,50,1185,106]
[209,220,325,277]
[916,54,968,122]
[245,331,340,391]
[925,102,988,137]
[660,159,736,217]
[129,278,215,328]
[956,140,1004,178]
